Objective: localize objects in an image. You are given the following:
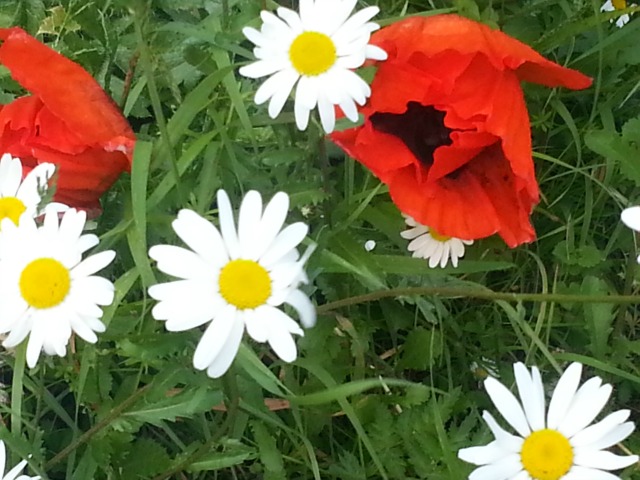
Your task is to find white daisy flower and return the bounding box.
[238,0,388,133]
[458,362,639,480]
[400,215,473,268]
[0,209,115,368]
[0,440,40,480]
[0,153,67,227]
[621,206,640,263]
[148,190,316,379]
[601,0,634,28]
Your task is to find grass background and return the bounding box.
[1,0,640,478]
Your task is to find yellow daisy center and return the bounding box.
[19,258,71,309]
[289,31,337,76]
[520,429,574,480]
[0,196,26,226]
[430,229,451,242]
[218,259,272,309]
[613,0,627,9]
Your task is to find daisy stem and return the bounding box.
[10,341,27,444]
[317,286,640,314]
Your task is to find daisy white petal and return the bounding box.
[238,190,263,255]
[217,190,241,259]
[0,441,39,480]
[563,465,628,480]
[173,209,229,266]
[558,378,612,437]
[574,450,639,471]
[205,315,245,379]
[365,44,388,61]
[577,422,636,453]
[260,222,309,267]
[245,307,270,343]
[547,362,583,429]
[285,289,316,328]
[482,411,524,450]
[193,304,238,370]
[467,455,522,480]
[457,441,508,466]
[294,100,312,131]
[571,410,630,448]
[514,363,546,432]
[484,376,531,437]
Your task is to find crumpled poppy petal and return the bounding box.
[389,165,500,241]
[371,15,592,90]
[428,130,498,182]
[391,145,536,246]
[0,27,135,162]
[332,121,416,176]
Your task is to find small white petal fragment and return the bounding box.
[400,215,472,268]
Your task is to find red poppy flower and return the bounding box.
[330,15,591,247]
[0,27,135,214]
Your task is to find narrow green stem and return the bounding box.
[316,286,640,315]
[151,372,240,480]
[10,342,27,444]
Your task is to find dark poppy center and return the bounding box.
[370,102,453,166]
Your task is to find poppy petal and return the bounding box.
[0,27,135,162]
[370,15,592,90]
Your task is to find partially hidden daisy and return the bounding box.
[238,0,388,133]
[458,362,639,480]
[400,215,472,268]
[621,206,640,263]
[601,0,635,28]
[0,209,115,368]
[0,440,40,480]
[148,190,316,378]
[0,153,67,226]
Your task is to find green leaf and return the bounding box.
[581,276,614,358]
[37,5,80,35]
[187,440,257,472]
[252,421,286,480]
[124,386,222,426]
[585,126,640,186]
[121,438,172,479]
[398,327,443,371]
[552,241,603,267]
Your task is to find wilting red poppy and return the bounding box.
[0,27,135,214]
[330,15,591,248]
